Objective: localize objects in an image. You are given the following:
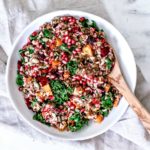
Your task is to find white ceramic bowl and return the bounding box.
[6,10,137,140]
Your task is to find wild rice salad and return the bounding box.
[16,16,121,132]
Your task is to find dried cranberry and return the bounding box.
[18,87,23,91]
[25,98,31,109]
[72,26,80,32]
[36,76,48,86]
[38,53,46,60]
[91,98,100,105]
[41,67,51,74]
[17,60,22,70]
[20,53,25,57]
[100,47,109,57]
[87,36,96,44]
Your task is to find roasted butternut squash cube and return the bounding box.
[42,84,53,95]
[56,38,62,47]
[95,115,103,123]
[63,71,70,80]
[52,60,60,69]
[104,84,111,92]
[82,44,93,56]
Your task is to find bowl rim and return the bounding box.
[6,10,137,141]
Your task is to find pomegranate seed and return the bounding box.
[95,104,100,108]
[41,68,49,74]
[65,36,69,40]
[68,39,71,43]
[73,50,77,54]
[74,75,81,80]
[82,81,86,85]
[50,51,54,57]
[68,27,72,31]
[25,65,29,70]
[32,31,38,36]
[76,48,81,52]
[81,108,85,113]
[50,75,56,79]
[90,27,95,32]
[72,26,79,32]
[100,47,109,57]
[64,57,69,62]
[62,60,67,64]
[49,95,54,100]
[64,31,68,35]
[17,60,22,70]
[27,38,30,43]
[69,18,72,22]
[101,38,105,43]
[63,16,68,21]
[91,98,99,105]
[18,87,23,91]
[79,17,85,22]
[71,39,75,44]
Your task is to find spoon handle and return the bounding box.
[109,76,150,134]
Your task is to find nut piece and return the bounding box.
[73,86,83,96]
[82,44,93,56]
[31,58,39,64]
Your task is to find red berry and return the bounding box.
[25,98,31,109]
[100,47,109,57]
[79,17,85,22]
[17,60,22,70]
[49,95,54,100]
[36,76,48,86]
[32,31,38,36]
[71,39,75,44]
[91,98,100,105]
[63,16,68,21]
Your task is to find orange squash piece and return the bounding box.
[95,115,103,123]
[63,71,70,80]
[104,84,111,92]
[42,84,52,94]
[56,38,62,47]
[82,44,93,56]
[113,98,120,107]
[52,60,60,69]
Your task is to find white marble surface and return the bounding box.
[0,0,150,150]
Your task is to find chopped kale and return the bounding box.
[50,80,73,105]
[67,61,78,75]
[68,111,88,132]
[16,73,24,86]
[43,29,54,39]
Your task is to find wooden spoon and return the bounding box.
[108,52,150,134]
